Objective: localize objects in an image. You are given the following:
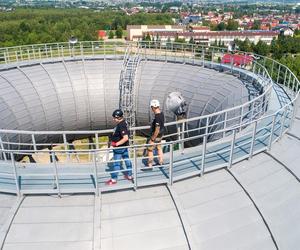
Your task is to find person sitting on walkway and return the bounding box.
[147,99,165,168]
[106,109,133,185]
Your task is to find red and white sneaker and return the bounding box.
[124,175,133,181]
[105,179,117,186]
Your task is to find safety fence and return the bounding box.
[0,41,272,157]
[0,41,298,195]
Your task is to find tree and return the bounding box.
[253,40,270,56]
[252,20,261,30]
[226,19,239,31]
[202,20,211,27]
[235,38,252,52]
[19,21,31,32]
[142,33,151,42]
[0,8,175,47]
[108,30,114,39]
[216,22,226,31]
[115,26,123,39]
[189,37,194,44]
[112,16,123,30]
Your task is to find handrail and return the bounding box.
[0,42,272,141]
[0,97,294,155]
[0,41,299,196]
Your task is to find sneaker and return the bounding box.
[105,179,117,186]
[124,175,133,181]
[145,164,153,170]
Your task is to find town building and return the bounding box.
[127,25,279,46]
[126,25,185,41]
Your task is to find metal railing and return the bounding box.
[0,41,272,154]
[0,41,298,196]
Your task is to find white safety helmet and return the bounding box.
[150,99,160,108]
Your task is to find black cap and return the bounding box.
[112,109,123,118]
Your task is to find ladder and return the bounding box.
[119,45,141,144]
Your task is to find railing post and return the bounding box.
[6,48,10,63]
[91,42,95,56]
[182,44,185,63]
[228,129,236,168]
[292,78,296,93]
[239,106,243,131]
[32,45,36,59]
[169,143,174,185]
[133,147,138,190]
[287,72,291,89]
[103,42,106,60]
[211,48,214,67]
[61,45,64,59]
[0,136,7,161]
[201,135,207,176]
[192,44,195,65]
[68,43,72,57]
[202,46,205,67]
[292,96,299,122]
[223,112,227,138]
[31,134,37,151]
[15,51,18,62]
[19,47,23,61]
[249,121,257,159]
[205,116,209,135]
[230,54,233,73]
[63,133,70,162]
[177,123,181,152]
[280,107,287,138]
[51,152,61,197]
[263,57,266,68]
[268,115,276,151]
[181,121,185,154]
[94,133,99,161]
[93,152,99,196]
[10,153,21,196]
[27,48,30,60]
[271,60,274,78]
[277,65,281,84]
[283,68,288,87]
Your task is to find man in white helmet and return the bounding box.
[146,99,165,168]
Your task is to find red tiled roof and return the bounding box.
[98,30,106,38]
[145,30,279,38]
[192,26,210,30]
[222,54,253,65]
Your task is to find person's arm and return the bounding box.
[115,134,129,146]
[150,126,160,142]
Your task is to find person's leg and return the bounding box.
[147,146,154,167]
[111,151,122,180]
[157,144,164,165]
[122,149,132,176]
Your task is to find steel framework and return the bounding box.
[0,41,298,196]
[119,45,141,143]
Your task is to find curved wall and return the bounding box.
[0,58,249,146]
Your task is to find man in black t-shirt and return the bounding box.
[106,109,133,185]
[147,99,165,168]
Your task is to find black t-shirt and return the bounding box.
[151,112,165,137]
[111,120,129,146]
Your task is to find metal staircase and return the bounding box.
[119,45,141,144]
